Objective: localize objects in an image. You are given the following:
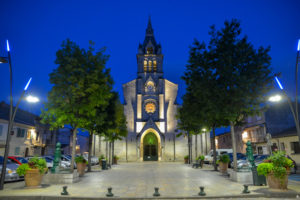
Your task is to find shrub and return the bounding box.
[218,154,230,163]
[99,154,105,160]
[16,157,47,176]
[75,155,87,164]
[257,151,294,180]
[113,155,119,160]
[184,155,189,159]
[196,155,205,161]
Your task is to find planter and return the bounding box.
[184,158,188,164]
[200,160,204,168]
[113,158,118,165]
[99,160,102,167]
[219,162,228,173]
[266,173,288,190]
[76,162,86,177]
[24,169,43,187]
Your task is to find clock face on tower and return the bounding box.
[145,102,156,113]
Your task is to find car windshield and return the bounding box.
[16,157,28,163]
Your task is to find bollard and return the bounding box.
[242,185,250,194]
[198,186,206,196]
[61,186,69,195]
[106,187,114,197]
[153,187,160,196]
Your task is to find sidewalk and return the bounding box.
[0,162,299,199]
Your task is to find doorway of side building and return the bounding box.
[143,132,158,161]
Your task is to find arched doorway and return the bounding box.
[143,132,158,161]
[140,129,161,161]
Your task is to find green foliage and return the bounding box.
[113,155,119,160]
[184,155,189,159]
[257,163,273,176]
[218,154,230,163]
[17,157,47,176]
[196,155,205,161]
[257,151,294,180]
[16,164,31,176]
[75,156,87,163]
[99,155,105,160]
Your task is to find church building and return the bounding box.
[93,18,210,161]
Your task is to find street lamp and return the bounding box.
[273,76,300,146]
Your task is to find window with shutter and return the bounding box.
[17,128,21,137]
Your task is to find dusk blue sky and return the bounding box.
[0,0,299,115]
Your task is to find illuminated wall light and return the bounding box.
[242,131,248,139]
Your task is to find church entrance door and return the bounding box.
[143,132,158,161]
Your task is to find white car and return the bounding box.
[204,149,233,164]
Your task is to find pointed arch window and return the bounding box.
[153,60,157,72]
[144,60,147,72]
[148,60,152,72]
[147,47,153,54]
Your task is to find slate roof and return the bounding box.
[271,126,297,138]
[0,101,39,126]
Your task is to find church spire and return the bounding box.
[146,16,154,36]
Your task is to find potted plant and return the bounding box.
[257,151,294,190]
[16,157,47,187]
[196,155,205,168]
[217,154,230,173]
[184,155,189,164]
[99,154,105,167]
[75,155,87,176]
[113,155,119,165]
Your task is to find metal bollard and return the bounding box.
[242,185,250,194]
[61,186,69,195]
[153,187,160,196]
[106,187,114,197]
[198,186,206,196]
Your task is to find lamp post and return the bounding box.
[273,77,300,146]
[0,41,36,190]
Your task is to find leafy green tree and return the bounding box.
[181,19,273,171]
[41,39,113,172]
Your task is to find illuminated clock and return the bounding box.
[145,102,156,113]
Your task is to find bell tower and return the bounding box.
[137,17,163,78]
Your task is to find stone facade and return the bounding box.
[92,18,211,162]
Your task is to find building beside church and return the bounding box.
[93,18,210,161]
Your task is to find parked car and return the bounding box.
[234,154,270,169]
[61,155,76,169]
[0,156,22,182]
[227,153,246,168]
[41,156,54,169]
[83,154,99,165]
[204,149,233,164]
[8,156,28,165]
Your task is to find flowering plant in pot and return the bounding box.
[217,154,230,173]
[113,155,119,165]
[257,151,294,190]
[75,156,87,176]
[16,157,47,187]
[196,155,205,168]
[184,155,189,164]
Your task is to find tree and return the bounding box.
[207,19,273,171]
[41,39,113,173]
[102,92,127,165]
[181,19,273,171]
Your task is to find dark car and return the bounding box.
[0,156,22,181]
[228,153,246,168]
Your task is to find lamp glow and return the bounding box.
[6,40,10,52]
[24,77,32,91]
[268,95,282,102]
[298,39,300,52]
[202,128,206,131]
[26,95,39,103]
[242,131,248,139]
[275,76,283,90]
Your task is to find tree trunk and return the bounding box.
[200,133,203,154]
[126,137,128,162]
[195,134,198,158]
[230,121,237,171]
[70,128,77,173]
[111,141,115,164]
[109,142,111,166]
[87,131,93,172]
[190,134,193,164]
[187,132,191,164]
[212,126,217,171]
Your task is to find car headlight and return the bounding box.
[7,170,13,174]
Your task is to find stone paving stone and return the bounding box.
[0,162,299,199]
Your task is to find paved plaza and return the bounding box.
[0,162,300,199]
